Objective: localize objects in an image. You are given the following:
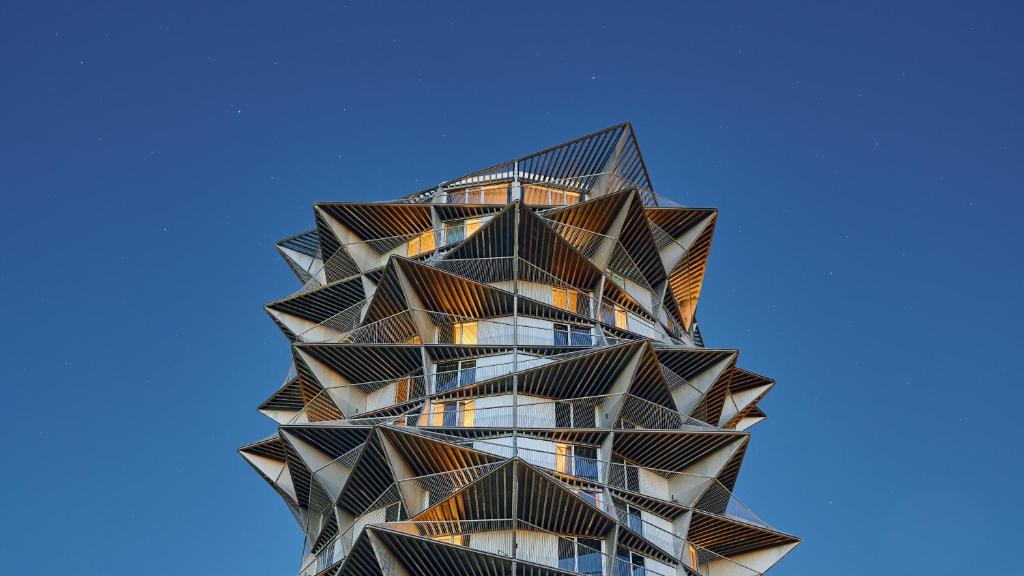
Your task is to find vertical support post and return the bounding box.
[510,160,522,202]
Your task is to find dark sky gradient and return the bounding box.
[2,2,1021,574]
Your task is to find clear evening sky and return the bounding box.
[1,2,1021,574]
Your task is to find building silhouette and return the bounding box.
[240,123,800,576]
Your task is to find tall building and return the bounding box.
[240,123,800,576]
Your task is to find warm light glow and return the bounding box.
[555,443,571,473]
[461,399,475,427]
[452,321,478,344]
[395,377,411,403]
[523,185,582,206]
[552,287,580,313]
[406,229,436,257]
[614,304,628,329]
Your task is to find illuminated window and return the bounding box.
[395,377,411,404]
[434,534,470,546]
[614,304,628,329]
[689,545,698,570]
[407,230,436,257]
[452,321,478,344]
[523,185,582,206]
[461,399,475,427]
[552,287,580,313]
[431,402,446,427]
[443,217,484,245]
[555,443,572,473]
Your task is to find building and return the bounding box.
[239,123,800,576]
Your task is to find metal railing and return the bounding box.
[295,298,369,343]
[396,462,504,510]
[411,394,612,430]
[403,171,650,206]
[693,479,769,528]
[610,504,684,559]
[618,395,714,430]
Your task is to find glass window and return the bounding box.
[574,446,599,481]
[431,402,447,427]
[571,325,591,346]
[552,287,580,313]
[576,539,604,576]
[435,361,459,393]
[452,321,478,344]
[627,505,643,534]
[555,443,572,473]
[614,305,628,329]
[395,377,411,404]
[460,400,475,427]
[407,230,436,257]
[459,359,477,387]
[610,271,625,287]
[558,538,576,572]
[444,222,465,245]
[443,402,458,427]
[553,323,569,346]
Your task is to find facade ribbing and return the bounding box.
[240,123,799,576]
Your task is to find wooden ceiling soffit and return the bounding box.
[294,343,423,384]
[395,257,516,319]
[613,429,746,471]
[266,275,366,324]
[366,526,514,576]
[515,340,644,399]
[316,203,433,241]
[337,429,400,515]
[667,211,717,331]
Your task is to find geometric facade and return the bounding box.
[240,123,800,576]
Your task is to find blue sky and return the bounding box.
[1,2,1021,574]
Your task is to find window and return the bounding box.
[609,271,625,288]
[450,321,478,344]
[552,286,580,314]
[450,184,507,204]
[559,537,604,576]
[616,551,647,576]
[574,445,599,481]
[571,325,591,346]
[554,323,569,346]
[432,400,474,427]
[553,323,591,346]
[555,443,572,473]
[434,534,470,546]
[407,230,436,257]
[689,544,698,571]
[613,305,628,329]
[554,444,599,480]
[626,505,643,534]
[435,360,477,393]
[523,185,583,206]
[395,377,412,404]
